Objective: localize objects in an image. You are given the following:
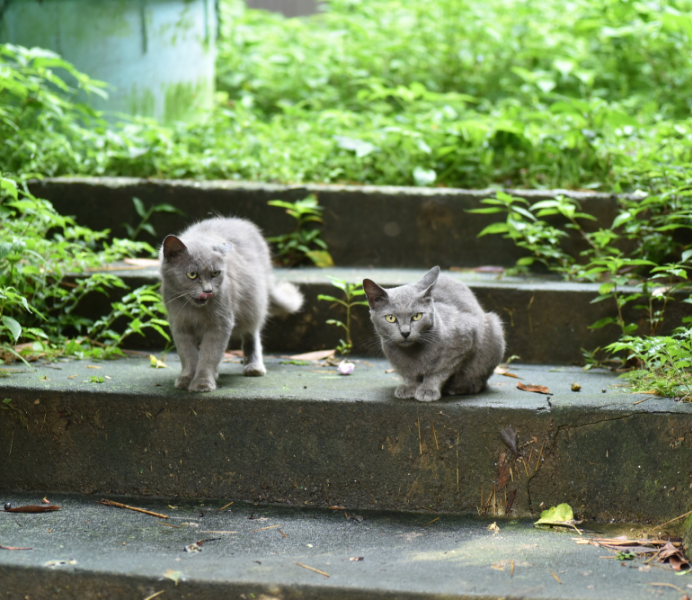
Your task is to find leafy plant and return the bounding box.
[0,177,168,362]
[267,195,333,267]
[122,197,185,241]
[317,277,369,358]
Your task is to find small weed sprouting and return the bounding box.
[88,375,105,384]
[267,196,333,268]
[122,197,185,240]
[318,277,369,359]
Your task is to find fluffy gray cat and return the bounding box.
[363,267,504,401]
[160,217,303,392]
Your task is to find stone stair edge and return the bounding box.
[32,175,631,201]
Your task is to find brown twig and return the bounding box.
[417,417,422,455]
[651,509,692,530]
[278,529,288,538]
[535,440,545,473]
[252,524,281,532]
[550,570,562,584]
[219,501,234,511]
[647,583,685,593]
[423,517,440,526]
[0,545,32,550]
[294,562,330,577]
[97,499,168,519]
[431,421,439,450]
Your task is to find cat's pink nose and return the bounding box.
[199,292,213,300]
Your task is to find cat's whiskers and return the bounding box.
[164,290,192,306]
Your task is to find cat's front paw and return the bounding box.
[415,387,441,402]
[395,383,418,399]
[175,375,192,390]
[244,363,266,377]
[189,376,217,392]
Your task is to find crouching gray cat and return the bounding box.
[160,217,303,392]
[363,267,504,401]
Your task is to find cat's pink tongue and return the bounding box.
[198,292,213,300]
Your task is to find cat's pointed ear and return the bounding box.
[214,242,233,255]
[363,279,389,308]
[417,266,440,297]
[162,235,187,261]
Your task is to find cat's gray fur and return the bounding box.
[160,217,303,392]
[363,267,504,401]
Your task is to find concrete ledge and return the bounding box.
[0,493,687,600]
[28,177,628,269]
[1,358,690,523]
[76,266,692,364]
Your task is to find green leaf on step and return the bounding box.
[534,503,574,526]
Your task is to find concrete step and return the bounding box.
[0,492,687,600]
[77,266,690,364]
[2,357,690,524]
[29,177,625,270]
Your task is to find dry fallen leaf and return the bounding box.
[349,557,364,562]
[500,426,518,456]
[5,504,61,513]
[149,355,167,369]
[487,522,500,533]
[288,349,336,361]
[517,382,551,395]
[494,366,522,379]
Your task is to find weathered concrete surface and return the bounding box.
[0,493,687,600]
[28,177,630,269]
[1,359,690,523]
[75,266,692,364]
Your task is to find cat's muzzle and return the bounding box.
[194,291,214,305]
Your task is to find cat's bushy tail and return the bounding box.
[268,280,303,316]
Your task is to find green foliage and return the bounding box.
[122,197,185,240]
[0,177,168,362]
[317,277,369,357]
[267,195,333,267]
[606,331,692,399]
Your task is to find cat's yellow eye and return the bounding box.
[411,312,423,321]
[186,272,197,279]
[211,270,221,277]
[385,314,397,323]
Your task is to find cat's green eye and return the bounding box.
[211,270,221,277]
[385,314,397,323]
[186,272,197,279]
[411,312,423,321]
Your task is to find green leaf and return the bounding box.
[132,197,147,219]
[477,223,509,237]
[598,283,615,295]
[589,317,615,329]
[534,503,574,526]
[305,250,334,268]
[1,316,22,342]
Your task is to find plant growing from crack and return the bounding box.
[318,277,368,359]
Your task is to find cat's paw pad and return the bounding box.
[395,384,418,399]
[189,377,217,392]
[415,387,441,402]
[175,376,192,390]
[244,363,266,377]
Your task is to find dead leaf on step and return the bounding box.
[149,355,167,369]
[517,382,552,395]
[163,569,184,585]
[45,559,76,567]
[224,350,243,358]
[0,545,32,550]
[494,366,522,379]
[288,349,336,361]
[487,522,500,533]
[657,540,691,571]
[497,463,510,490]
[505,489,518,515]
[123,258,160,268]
[349,556,364,561]
[499,426,518,456]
